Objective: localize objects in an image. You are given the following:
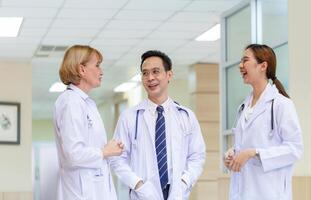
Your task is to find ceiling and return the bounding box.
[0,0,242,119]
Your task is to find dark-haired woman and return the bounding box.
[224,44,303,200]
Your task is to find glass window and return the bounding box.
[226,5,252,62]
[226,63,251,129]
[261,0,288,46]
[274,43,289,89]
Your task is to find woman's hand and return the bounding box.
[102,139,124,158]
[228,148,256,172]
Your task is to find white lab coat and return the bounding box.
[110,98,205,200]
[230,84,303,200]
[53,84,117,200]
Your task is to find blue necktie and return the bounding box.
[155,105,168,189]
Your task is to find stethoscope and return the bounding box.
[237,99,275,132]
[134,103,189,140]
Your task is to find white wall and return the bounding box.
[289,0,311,175]
[0,61,32,191]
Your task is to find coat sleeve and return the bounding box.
[181,110,206,188]
[55,99,103,169]
[257,99,303,172]
[109,111,142,189]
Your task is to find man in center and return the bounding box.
[110,50,206,200]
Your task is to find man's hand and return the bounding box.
[134,180,144,190]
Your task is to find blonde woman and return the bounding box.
[53,45,123,200]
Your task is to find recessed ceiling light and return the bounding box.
[0,17,23,37]
[114,82,138,93]
[49,82,67,93]
[130,74,141,82]
[195,23,220,42]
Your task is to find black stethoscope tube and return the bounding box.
[238,99,274,131]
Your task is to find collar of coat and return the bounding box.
[242,83,279,107]
[134,97,189,116]
[68,84,89,100]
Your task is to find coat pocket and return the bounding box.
[93,175,107,199]
[182,180,191,200]
[80,171,110,200]
[134,181,161,200]
[79,172,93,199]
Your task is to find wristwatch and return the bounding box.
[255,149,260,158]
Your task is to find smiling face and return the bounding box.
[239,48,267,86]
[141,56,172,104]
[78,53,103,93]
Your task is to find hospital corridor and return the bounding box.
[0,0,310,199]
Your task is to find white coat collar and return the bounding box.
[68,84,89,100]
[242,83,277,130]
[146,98,172,116]
[133,97,177,149]
[135,97,175,112]
[240,83,277,108]
[262,83,278,102]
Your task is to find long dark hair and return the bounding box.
[245,44,290,98]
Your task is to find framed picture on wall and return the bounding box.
[0,102,20,144]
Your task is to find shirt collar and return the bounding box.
[147,97,172,115]
[68,84,89,100]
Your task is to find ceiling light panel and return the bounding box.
[0,17,23,37]
[49,82,67,93]
[195,23,220,41]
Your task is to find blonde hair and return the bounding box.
[59,45,103,85]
